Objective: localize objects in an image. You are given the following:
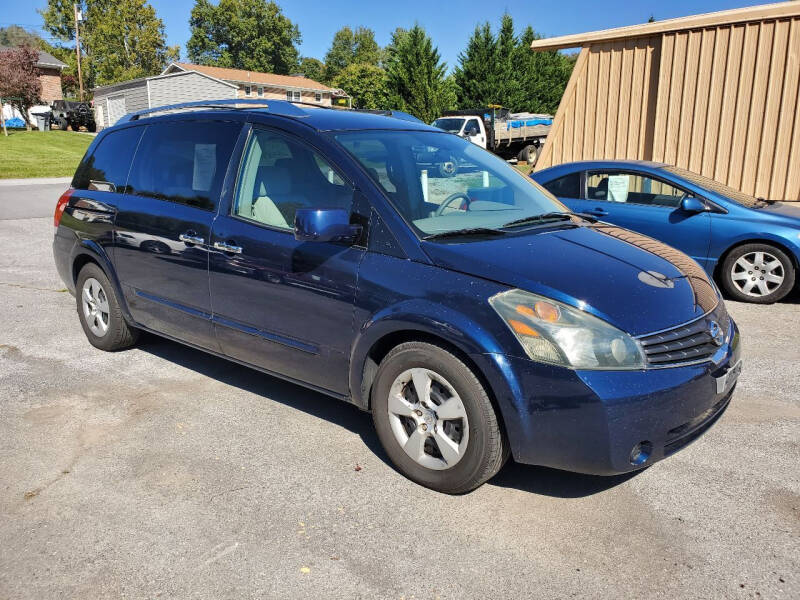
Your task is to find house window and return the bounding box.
[286,90,301,102]
[257,87,264,97]
[315,92,322,102]
[244,85,251,97]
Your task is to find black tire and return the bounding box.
[720,243,795,303]
[75,263,139,351]
[517,144,541,164]
[371,341,507,494]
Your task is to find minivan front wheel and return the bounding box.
[721,243,795,303]
[76,263,139,351]
[371,342,507,493]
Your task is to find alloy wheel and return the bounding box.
[81,277,110,337]
[387,368,469,470]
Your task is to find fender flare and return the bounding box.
[70,240,136,325]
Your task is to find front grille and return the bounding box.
[638,302,728,366]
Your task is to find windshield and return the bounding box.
[335,130,564,236]
[662,166,766,208]
[430,118,465,134]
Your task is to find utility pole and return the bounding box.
[74,3,84,101]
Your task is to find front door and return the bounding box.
[209,126,364,395]
[113,120,242,349]
[579,170,712,267]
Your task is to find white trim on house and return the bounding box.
[146,79,152,108]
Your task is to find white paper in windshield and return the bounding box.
[607,175,629,202]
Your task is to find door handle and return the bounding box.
[179,232,204,245]
[213,240,243,254]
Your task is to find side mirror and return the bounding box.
[294,208,362,243]
[681,196,707,213]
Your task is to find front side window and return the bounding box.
[587,171,686,207]
[335,130,563,236]
[233,129,353,230]
[127,121,241,211]
[73,126,144,192]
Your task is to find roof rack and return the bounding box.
[353,109,424,124]
[116,98,308,124]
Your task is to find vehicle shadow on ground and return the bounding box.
[139,334,640,499]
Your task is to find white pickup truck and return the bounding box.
[431,108,552,164]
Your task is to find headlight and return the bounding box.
[489,289,645,370]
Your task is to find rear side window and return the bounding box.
[127,121,241,211]
[543,173,581,198]
[72,126,144,193]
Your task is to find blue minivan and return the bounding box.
[53,101,741,493]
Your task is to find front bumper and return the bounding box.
[471,318,741,475]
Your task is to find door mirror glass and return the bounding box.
[294,208,361,243]
[681,196,707,213]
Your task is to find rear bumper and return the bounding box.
[471,319,741,475]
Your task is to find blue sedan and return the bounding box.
[532,160,800,303]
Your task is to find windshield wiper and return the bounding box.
[422,227,507,240]
[501,211,596,229]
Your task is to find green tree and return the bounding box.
[0,25,45,47]
[297,56,325,82]
[453,22,495,108]
[384,25,453,123]
[332,63,388,109]
[493,14,519,108]
[187,0,301,74]
[511,26,574,114]
[323,26,380,82]
[39,0,173,88]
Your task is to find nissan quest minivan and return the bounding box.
[53,100,742,493]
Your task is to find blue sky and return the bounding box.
[3,0,775,70]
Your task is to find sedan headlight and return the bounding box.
[489,289,645,370]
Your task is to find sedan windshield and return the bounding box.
[334,130,564,237]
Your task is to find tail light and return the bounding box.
[54,188,74,228]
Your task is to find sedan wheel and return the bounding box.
[81,277,111,337]
[721,243,795,303]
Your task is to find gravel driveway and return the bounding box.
[0,216,798,599]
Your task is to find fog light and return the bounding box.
[629,441,653,466]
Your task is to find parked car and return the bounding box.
[53,101,741,493]
[51,99,97,132]
[532,160,800,304]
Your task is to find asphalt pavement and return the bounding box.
[0,177,71,220]
[0,189,798,599]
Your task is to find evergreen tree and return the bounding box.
[511,25,574,114]
[384,25,453,123]
[453,22,495,108]
[493,14,519,108]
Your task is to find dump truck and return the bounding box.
[431,106,552,164]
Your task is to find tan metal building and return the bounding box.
[532,1,800,201]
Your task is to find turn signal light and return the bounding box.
[54,188,74,228]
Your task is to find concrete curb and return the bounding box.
[0,177,72,187]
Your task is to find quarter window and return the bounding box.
[72,126,144,193]
[127,122,241,211]
[233,129,352,230]
[587,172,686,207]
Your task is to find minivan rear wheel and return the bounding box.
[721,243,795,303]
[371,341,507,493]
[76,263,139,351]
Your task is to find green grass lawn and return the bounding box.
[0,130,92,179]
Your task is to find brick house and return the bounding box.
[0,47,67,103]
[161,62,349,106]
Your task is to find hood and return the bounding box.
[421,224,718,336]
[756,201,800,222]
